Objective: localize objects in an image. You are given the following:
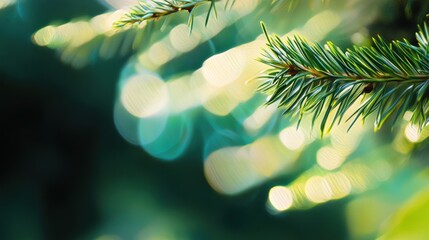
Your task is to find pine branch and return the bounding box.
[259,23,429,134]
[114,0,229,30]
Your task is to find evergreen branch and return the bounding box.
[114,0,225,30]
[259,23,429,134]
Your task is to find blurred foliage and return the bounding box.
[379,185,429,239]
[1,0,429,239]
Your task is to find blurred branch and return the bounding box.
[33,11,148,68]
[259,23,429,134]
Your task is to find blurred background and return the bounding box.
[1,0,429,239]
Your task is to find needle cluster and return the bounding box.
[259,23,429,133]
[115,0,228,30]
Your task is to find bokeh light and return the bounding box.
[279,127,306,151]
[7,0,429,239]
[316,146,347,170]
[324,172,352,199]
[120,73,169,118]
[0,0,15,10]
[202,48,247,88]
[304,176,333,203]
[113,100,141,145]
[140,113,193,161]
[269,186,294,211]
[404,123,421,143]
[204,136,301,195]
[32,9,143,67]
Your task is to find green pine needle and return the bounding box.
[114,0,223,30]
[259,22,429,134]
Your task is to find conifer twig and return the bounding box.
[115,0,225,30]
[259,22,429,133]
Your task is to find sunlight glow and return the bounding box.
[405,123,421,143]
[203,92,240,116]
[202,48,247,88]
[166,76,200,113]
[113,100,141,145]
[204,136,300,195]
[305,176,333,203]
[169,24,201,53]
[120,74,168,118]
[140,113,192,161]
[317,146,347,170]
[279,127,306,151]
[325,173,352,199]
[243,104,277,134]
[0,0,15,10]
[33,10,138,67]
[295,10,341,41]
[147,42,175,66]
[269,186,294,212]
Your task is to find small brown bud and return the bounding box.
[363,83,374,93]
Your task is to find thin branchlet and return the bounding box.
[259,22,429,134]
[114,0,224,30]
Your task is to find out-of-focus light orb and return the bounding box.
[304,176,333,203]
[330,122,363,155]
[137,109,168,145]
[317,146,346,170]
[113,100,141,145]
[288,183,309,209]
[343,163,372,192]
[372,160,392,181]
[141,114,192,161]
[203,130,241,159]
[167,76,199,113]
[204,147,255,195]
[147,42,174,66]
[120,74,168,118]
[203,91,238,116]
[243,104,277,134]
[269,186,294,212]
[204,136,299,195]
[202,48,246,87]
[279,127,305,150]
[405,123,420,143]
[393,135,413,154]
[324,173,352,199]
[33,21,96,48]
[0,0,15,10]
[33,25,56,46]
[169,24,201,52]
[68,21,96,47]
[403,111,413,121]
[90,10,127,36]
[299,10,341,41]
[351,32,365,45]
[248,137,292,177]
